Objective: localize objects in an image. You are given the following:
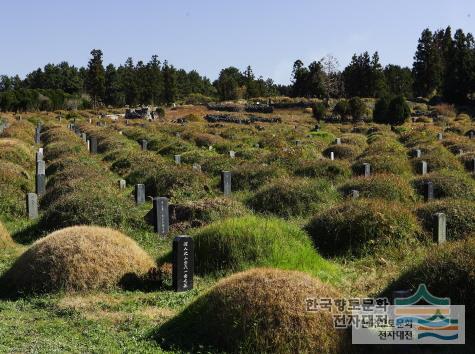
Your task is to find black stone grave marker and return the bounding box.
[172,235,194,292]
[152,197,169,235]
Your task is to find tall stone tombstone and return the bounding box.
[89,137,98,154]
[135,184,145,205]
[36,150,43,163]
[172,235,194,292]
[469,131,474,139]
[36,160,46,196]
[418,161,428,175]
[330,151,335,161]
[335,138,341,145]
[437,132,443,141]
[141,139,148,151]
[220,171,232,196]
[174,155,181,165]
[119,179,126,189]
[424,181,434,202]
[229,150,236,159]
[413,149,422,158]
[81,133,87,143]
[433,213,447,244]
[363,163,371,177]
[152,197,169,235]
[26,193,38,220]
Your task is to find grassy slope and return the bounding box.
[0,106,473,352]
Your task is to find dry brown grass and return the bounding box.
[0,226,156,295]
[0,222,13,248]
[0,139,34,168]
[156,268,349,353]
[57,293,176,323]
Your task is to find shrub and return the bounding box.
[248,178,340,217]
[415,199,475,241]
[339,174,416,203]
[231,163,286,191]
[333,99,350,119]
[294,159,352,182]
[0,226,155,295]
[349,97,367,121]
[373,96,390,124]
[306,199,421,257]
[323,143,362,160]
[154,268,348,353]
[387,95,411,125]
[192,215,339,279]
[384,238,475,321]
[312,102,327,121]
[412,170,475,201]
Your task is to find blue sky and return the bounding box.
[1,0,475,84]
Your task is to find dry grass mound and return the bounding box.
[0,222,13,248]
[0,226,155,295]
[154,268,349,353]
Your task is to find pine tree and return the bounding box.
[85,49,105,108]
[443,29,475,103]
[162,61,177,104]
[412,29,443,97]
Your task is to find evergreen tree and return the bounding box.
[85,49,105,108]
[147,55,163,105]
[348,97,366,121]
[443,29,475,103]
[412,29,443,97]
[104,64,124,106]
[384,65,413,98]
[373,96,390,123]
[215,67,242,100]
[162,61,177,104]
[120,57,139,106]
[387,95,411,125]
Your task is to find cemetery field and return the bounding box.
[0,102,474,353]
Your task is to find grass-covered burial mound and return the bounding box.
[0,226,155,295]
[384,238,475,321]
[306,199,421,257]
[154,268,348,353]
[192,216,340,280]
